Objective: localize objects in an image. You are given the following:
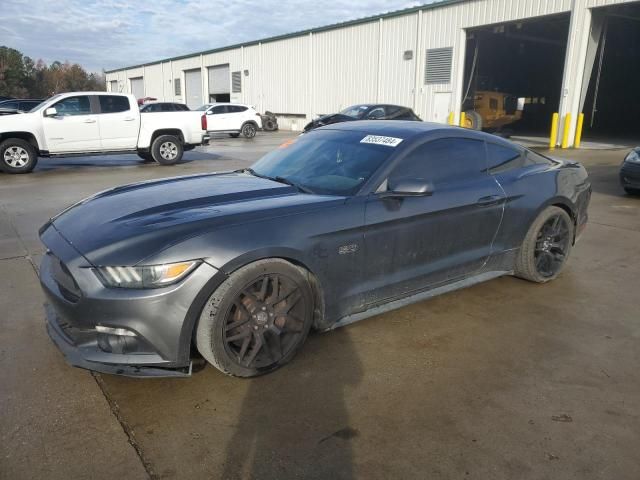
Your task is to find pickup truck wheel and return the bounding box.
[0,139,38,174]
[241,123,257,139]
[151,135,183,165]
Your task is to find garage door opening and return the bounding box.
[461,13,570,136]
[208,64,230,103]
[582,2,640,141]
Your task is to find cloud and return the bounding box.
[2,0,427,72]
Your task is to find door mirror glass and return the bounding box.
[44,107,58,117]
[381,178,433,198]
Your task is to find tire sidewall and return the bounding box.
[517,206,574,283]
[0,139,37,174]
[241,123,257,138]
[196,259,314,377]
[151,135,183,165]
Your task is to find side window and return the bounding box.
[53,96,91,116]
[525,150,554,166]
[229,105,248,113]
[176,104,189,111]
[486,142,525,174]
[389,138,486,188]
[210,105,228,114]
[3,101,19,109]
[98,95,130,114]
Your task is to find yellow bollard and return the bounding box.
[447,112,454,125]
[561,113,572,149]
[574,113,584,149]
[549,113,559,150]
[459,111,466,128]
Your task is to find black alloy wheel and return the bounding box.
[223,274,306,369]
[533,214,571,278]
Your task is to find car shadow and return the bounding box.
[219,330,364,480]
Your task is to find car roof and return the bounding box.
[319,120,519,146]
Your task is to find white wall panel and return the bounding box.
[379,14,418,108]
[312,22,379,115]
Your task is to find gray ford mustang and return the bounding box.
[39,121,591,378]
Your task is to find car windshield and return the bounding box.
[339,105,370,119]
[251,130,398,196]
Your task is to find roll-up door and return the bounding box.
[208,64,230,95]
[130,77,144,99]
[185,69,203,109]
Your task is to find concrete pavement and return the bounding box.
[1,133,638,479]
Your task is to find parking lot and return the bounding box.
[1,132,639,480]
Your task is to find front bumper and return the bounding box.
[39,226,224,377]
[620,162,640,189]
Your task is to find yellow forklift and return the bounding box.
[462,90,524,132]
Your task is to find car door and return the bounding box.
[96,95,139,150]
[42,95,101,153]
[205,105,229,131]
[228,105,249,129]
[362,136,505,305]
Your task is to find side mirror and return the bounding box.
[44,107,58,117]
[379,179,433,198]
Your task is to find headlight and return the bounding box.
[624,150,640,164]
[94,260,200,289]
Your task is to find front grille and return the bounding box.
[49,254,81,303]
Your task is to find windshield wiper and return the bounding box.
[235,168,314,194]
[273,176,315,194]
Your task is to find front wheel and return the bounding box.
[241,123,257,138]
[0,139,38,174]
[196,259,314,377]
[151,135,183,165]
[515,206,574,283]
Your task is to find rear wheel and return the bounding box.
[515,206,574,283]
[241,123,257,138]
[151,135,183,165]
[0,138,38,174]
[464,111,483,130]
[196,259,314,377]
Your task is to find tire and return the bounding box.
[241,122,257,139]
[150,135,183,165]
[137,152,154,163]
[464,110,483,130]
[229,133,240,138]
[263,119,277,131]
[514,206,574,283]
[196,259,314,377]
[0,138,38,174]
[624,187,640,196]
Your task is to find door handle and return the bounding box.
[124,117,135,121]
[83,119,97,124]
[476,195,503,207]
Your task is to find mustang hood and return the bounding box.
[45,172,341,266]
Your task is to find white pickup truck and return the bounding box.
[0,92,210,174]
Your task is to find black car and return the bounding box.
[140,102,190,113]
[0,98,43,115]
[620,147,640,195]
[39,121,591,378]
[303,104,421,132]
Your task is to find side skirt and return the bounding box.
[327,270,511,331]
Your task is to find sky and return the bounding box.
[1,0,435,73]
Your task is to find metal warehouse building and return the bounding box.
[105,0,640,146]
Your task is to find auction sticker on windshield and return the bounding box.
[360,135,403,147]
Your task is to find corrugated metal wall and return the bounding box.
[105,0,636,136]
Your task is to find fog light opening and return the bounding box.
[95,325,137,337]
